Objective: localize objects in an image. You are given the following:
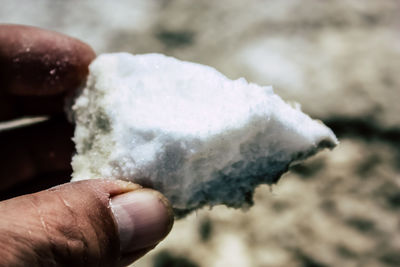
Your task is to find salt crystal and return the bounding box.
[71,53,338,216]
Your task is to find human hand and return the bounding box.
[0,24,173,267]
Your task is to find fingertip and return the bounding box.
[0,24,95,96]
[0,24,96,119]
[118,245,156,267]
[110,188,174,253]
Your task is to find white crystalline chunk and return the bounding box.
[71,53,338,216]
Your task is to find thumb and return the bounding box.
[0,179,174,267]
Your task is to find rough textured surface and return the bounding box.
[71,53,337,215]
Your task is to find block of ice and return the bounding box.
[71,53,338,216]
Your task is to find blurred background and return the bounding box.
[1,0,399,266]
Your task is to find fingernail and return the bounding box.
[110,189,173,253]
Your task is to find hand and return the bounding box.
[0,24,173,267]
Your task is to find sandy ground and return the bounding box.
[1,0,399,266]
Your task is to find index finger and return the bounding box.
[0,24,95,121]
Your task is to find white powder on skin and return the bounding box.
[71,53,338,216]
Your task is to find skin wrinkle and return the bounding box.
[0,177,156,266]
[27,196,60,266]
[87,184,113,264]
[1,25,165,266]
[85,192,106,266]
[57,189,100,266]
[32,186,117,266]
[6,210,43,266]
[54,192,89,265]
[73,181,122,266]
[24,191,90,266]
[0,225,28,265]
[26,228,44,267]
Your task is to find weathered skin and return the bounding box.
[0,24,94,194]
[0,24,95,120]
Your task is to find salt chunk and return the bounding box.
[71,53,338,216]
